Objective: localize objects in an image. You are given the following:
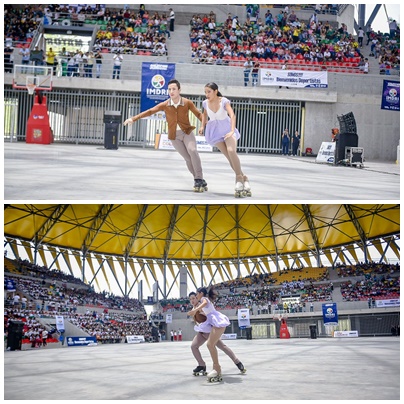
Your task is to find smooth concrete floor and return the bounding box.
[4,143,400,201]
[3,337,400,401]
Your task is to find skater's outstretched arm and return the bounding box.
[123,102,167,126]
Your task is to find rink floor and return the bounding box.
[4,142,399,201]
[4,337,400,400]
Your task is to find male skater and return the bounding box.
[124,79,207,192]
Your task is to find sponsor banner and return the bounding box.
[166,313,173,323]
[376,299,400,307]
[260,68,328,88]
[66,336,97,346]
[141,62,176,114]
[315,142,335,164]
[322,303,338,326]
[158,133,213,152]
[238,308,251,328]
[381,80,400,111]
[126,335,146,344]
[55,315,65,332]
[221,333,237,340]
[334,330,359,338]
[5,279,16,292]
[280,295,300,304]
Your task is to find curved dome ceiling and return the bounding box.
[4,204,400,261]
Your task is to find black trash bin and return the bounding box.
[246,327,252,340]
[103,111,121,150]
[7,320,24,350]
[309,324,317,339]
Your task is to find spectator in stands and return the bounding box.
[291,130,300,156]
[169,8,175,32]
[42,329,48,346]
[13,294,20,307]
[94,50,103,78]
[19,45,31,73]
[159,15,171,39]
[251,60,260,86]
[112,52,123,79]
[243,56,253,86]
[389,20,398,39]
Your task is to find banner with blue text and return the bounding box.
[381,80,400,111]
[260,69,328,88]
[322,303,338,326]
[141,62,176,117]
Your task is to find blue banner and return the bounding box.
[322,303,338,326]
[141,62,176,114]
[381,80,400,111]
[5,278,16,292]
[66,336,97,347]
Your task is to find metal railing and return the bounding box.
[4,86,303,155]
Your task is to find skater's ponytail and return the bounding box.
[205,82,223,97]
[197,286,219,301]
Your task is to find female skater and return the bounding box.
[198,82,251,197]
[123,79,208,193]
[187,287,231,382]
[188,291,246,377]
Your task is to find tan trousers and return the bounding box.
[170,130,203,180]
[191,332,239,366]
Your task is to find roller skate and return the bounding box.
[193,179,205,193]
[201,179,208,192]
[236,361,247,374]
[235,175,245,198]
[243,176,252,197]
[207,369,223,383]
[193,365,207,376]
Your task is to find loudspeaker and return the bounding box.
[7,320,24,351]
[104,123,119,149]
[335,132,358,163]
[338,112,357,134]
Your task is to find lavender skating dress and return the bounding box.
[203,97,241,146]
[194,297,230,333]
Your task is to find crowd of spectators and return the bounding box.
[4,307,59,349]
[5,273,145,313]
[4,4,400,77]
[189,7,364,67]
[68,311,151,343]
[4,257,150,347]
[188,6,400,76]
[340,276,400,301]
[335,262,400,278]
[92,7,172,56]
[159,262,399,313]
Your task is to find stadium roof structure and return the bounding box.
[4,204,400,299]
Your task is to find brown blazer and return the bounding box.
[132,97,202,140]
